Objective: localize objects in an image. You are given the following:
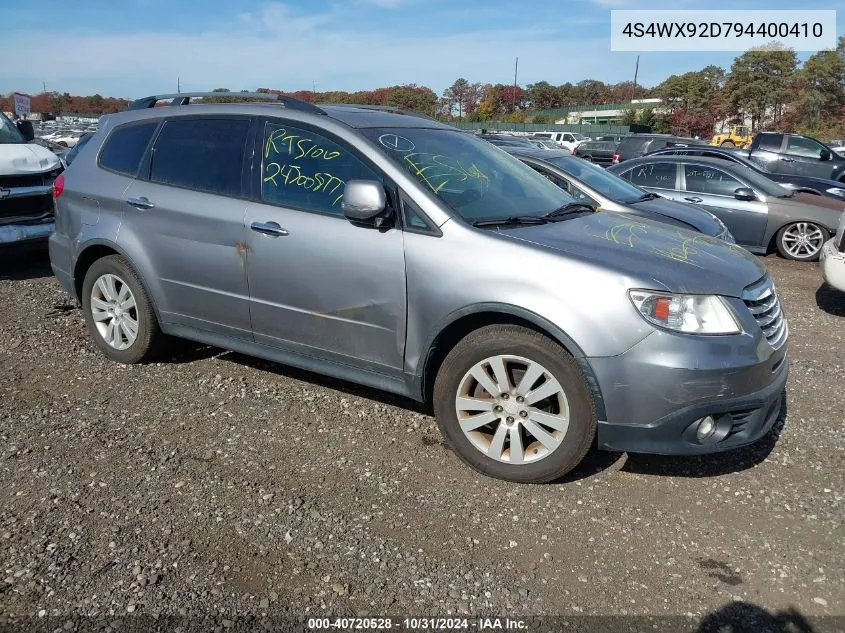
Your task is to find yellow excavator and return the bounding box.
[710,125,753,149]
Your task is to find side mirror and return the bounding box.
[342,180,387,223]
[819,149,831,161]
[734,187,756,201]
[16,120,35,141]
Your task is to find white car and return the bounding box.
[533,132,588,153]
[820,211,845,292]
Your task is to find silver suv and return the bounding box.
[49,93,789,483]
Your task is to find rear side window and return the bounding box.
[150,118,250,197]
[98,122,158,176]
[261,121,381,215]
[757,134,783,152]
[627,162,676,188]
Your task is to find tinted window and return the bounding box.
[618,137,651,158]
[785,136,826,158]
[757,134,783,152]
[99,122,157,176]
[262,122,380,215]
[150,118,249,196]
[684,165,743,196]
[627,162,676,188]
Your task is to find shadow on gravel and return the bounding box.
[620,393,788,479]
[0,243,52,281]
[217,350,430,415]
[696,600,824,633]
[815,282,845,317]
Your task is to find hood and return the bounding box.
[0,143,62,175]
[626,196,723,236]
[502,211,766,297]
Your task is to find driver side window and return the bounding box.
[785,136,825,159]
[261,122,381,215]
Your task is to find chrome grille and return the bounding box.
[743,277,788,349]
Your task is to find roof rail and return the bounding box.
[320,103,436,121]
[127,92,326,115]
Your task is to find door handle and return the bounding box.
[250,221,289,237]
[125,197,155,210]
[780,157,795,162]
[684,196,702,203]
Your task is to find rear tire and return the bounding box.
[433,325,596,483]
[81,255,163,363]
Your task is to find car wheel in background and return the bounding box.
[81,255,163,363]
[776,221,829,262]
[433,325,596,483]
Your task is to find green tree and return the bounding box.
[443,78,471,119]
[621,107,639,126]
[724,45,797,130]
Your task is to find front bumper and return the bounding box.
[590,317,789,455]
[820,238,845,292]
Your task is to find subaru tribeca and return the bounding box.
[49,93,788,483]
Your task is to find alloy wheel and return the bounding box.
[90,273,139,350]
[454,355,570,464]
[782,222,825,259]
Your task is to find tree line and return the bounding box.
[3,37,842,138]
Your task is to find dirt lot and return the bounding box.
[0,246,843,632]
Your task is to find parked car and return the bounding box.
[533,131,587,152]
[615,134,705,164]
[609,155,843,261]
[50,91,788,483]
[645,146,845,200]
[820,211,845,293]
[478,133,535,149]
[572,140,618,166]
[743,132,845,182]
[506,148,734,241]
[0,111,62,246]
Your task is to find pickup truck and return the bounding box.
[744,132,845,182]
[1,112,62,246]
[533,131,587,152]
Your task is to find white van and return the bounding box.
[0,112,62,245]
[533,131,588,152]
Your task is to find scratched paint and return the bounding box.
[583,217,744,268]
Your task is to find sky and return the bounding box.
[1,0,842,99]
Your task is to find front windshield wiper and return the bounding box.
[542,202,596,220]
[471,215,550,228]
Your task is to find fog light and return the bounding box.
[696,416,717,441]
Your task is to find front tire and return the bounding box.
[776,221,828,261]
[81,255,163,363]
[720,140,735,148]
[433,325,596,483]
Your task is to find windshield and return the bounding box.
[546,155,646,203]
[0,112,26,144]
[361,127,574,222]
[571,133,587,141]
[727,163,795,197]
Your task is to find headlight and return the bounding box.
[628,290,740,334]
[824,187,845,198]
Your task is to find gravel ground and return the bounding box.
[0,246,842,632]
